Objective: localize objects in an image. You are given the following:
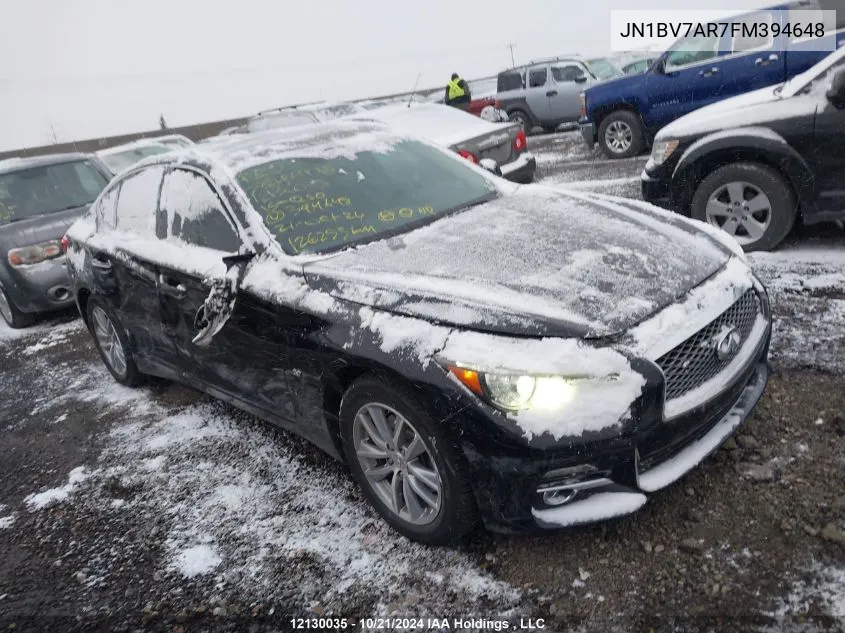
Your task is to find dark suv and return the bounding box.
[641,46,845,252]
[0,154,111,327]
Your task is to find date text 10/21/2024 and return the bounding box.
[290,617,548,631]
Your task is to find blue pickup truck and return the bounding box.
[580,1,845,158]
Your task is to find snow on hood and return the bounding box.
[656,84,813,139]
[352,103,516,148]
[302,186,732,338]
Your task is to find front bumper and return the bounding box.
[640,164,672,208]
[580,122,595,147]
[2,256,75,314]
[500,152,537,183]
[463,323,771,535]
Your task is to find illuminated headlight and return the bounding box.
[650,138,679,166]
[444,365,600,413]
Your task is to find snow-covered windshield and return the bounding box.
[236,139,497,255]
[98,145,172,173]
[0,160,108,224]
[248,112,320,132]
[781,46,845,97]
[585,58,623,80]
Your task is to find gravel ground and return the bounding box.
[0,131,843,633]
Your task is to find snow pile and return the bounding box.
[439,331,645,440]
[171,544,223,579]
[0,505,15,529]
[25,466,92,510]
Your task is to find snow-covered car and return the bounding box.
[246,109,320,133]
[348,103,536,183]
[148,134,194,149]
[64,120,771,544]
[96,140,174,175]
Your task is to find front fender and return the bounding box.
[672,127,815,206]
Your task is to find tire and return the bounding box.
[690,162,796,252]
[508,110,533,135]
[597,110,645,159]
[86,297,143,386]
[339,376,477,545]
[0,285,34,329]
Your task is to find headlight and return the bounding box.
[650,138,679,166]
[446,366,592,413]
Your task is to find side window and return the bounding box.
[528,66,548,88]
[114,167,164,235]
[160,169,240,253]
[497,71,524,92]
[665,34,721,69]
[551,64,584,82]
[732,12,773,53]
[95,185,120,230]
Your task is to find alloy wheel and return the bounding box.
[0,288,12,325]
[705,181,772,246]
[604,120,633,153]
[352,403,443,526]
[91,306,128,378]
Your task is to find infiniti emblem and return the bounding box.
[714,326,742,361]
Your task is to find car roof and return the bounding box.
[502,56,586,71]
[0,152,93,176]
[132,120,398,174]
[97,140,171,156]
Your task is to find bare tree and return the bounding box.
[159,114,168,130]
[47,124,59,145]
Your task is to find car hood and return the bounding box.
[0,204,90,255]
[585,72,642,98]
[656,84,792,139]
[302,187,732,338]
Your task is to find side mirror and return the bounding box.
[652,59,666,75]
[826,67,845,108]
[574,74,588,84]
[479,158,502,176]
[192,251,255,347]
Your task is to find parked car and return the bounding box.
[0,153,111,328]
[96,140,174,174]
[622,58,657,75]
[496,56,623,134]
[246,109,320,132]
[349,103,536,183]
[581,1,845,158]
[65,120,771,543]
[427,76,508,121]
[148,134,194,148]
[642,45,845,252]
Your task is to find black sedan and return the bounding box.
[65,121,772,544]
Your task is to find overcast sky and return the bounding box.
[0,0,770,151]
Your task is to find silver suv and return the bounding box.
[496,56,622,133]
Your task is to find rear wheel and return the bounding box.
[598,110,645,158]
[508,110,533,135]
[340,376,477,545]
[86,298,143,386]
[690,162,796,252]
[0,286,34,329]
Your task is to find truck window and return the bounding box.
[732,12,774,53]
[528,66,548,88]
[497,71,524,92]
[665,33,721,70]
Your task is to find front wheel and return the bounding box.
[339,376,477,545]
[508,110,532,135]
[690,162,796,252]
[597,110,645,159]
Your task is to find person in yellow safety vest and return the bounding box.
[445,73,472,110]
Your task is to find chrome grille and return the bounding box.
[656,290,760,402]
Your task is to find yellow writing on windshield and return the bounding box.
[288,224,377,254]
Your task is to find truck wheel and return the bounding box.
[690,162,796,252]
[508,110,533,135]
[598,110,645,159]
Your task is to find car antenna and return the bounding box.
[407,72,422,108]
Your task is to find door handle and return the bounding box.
[91,255,112,271]
[158,274,187,299]
[699,67,720,77]
[546,90,558,97]
[755,54,779,66]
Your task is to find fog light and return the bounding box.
[542,489,577,506]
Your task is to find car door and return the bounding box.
[549,62,591,122]
[811,64,845,211]
[714,9,785,104]
[643,32,723,131]
[155,166,300,423]
[85,166,175,370]
[525,64,552,123]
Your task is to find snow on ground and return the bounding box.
[0,315,83,346]
[774,563,845,618]
[0,504,14,529]
[16,358,520,615]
